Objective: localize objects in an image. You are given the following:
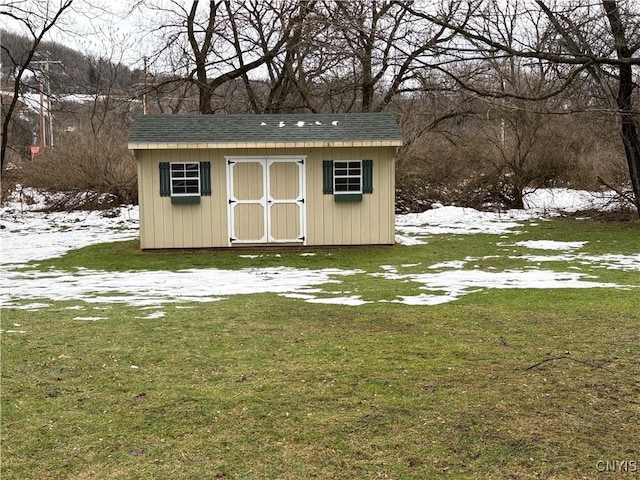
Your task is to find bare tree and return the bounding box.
[407,0,640,214]
[134,0,306,115]
[1,0,74,173]
[129,2,471,117]
[303,1,457,113]
[259,0,318,113]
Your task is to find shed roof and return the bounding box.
[128,113,403,150]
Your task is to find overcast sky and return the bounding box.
[1,0,151,69]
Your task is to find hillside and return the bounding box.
[0,29,138,94]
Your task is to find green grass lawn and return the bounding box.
[2,219,639,479]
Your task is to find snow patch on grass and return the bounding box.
[1,188,637,309]
[514,240,588,251]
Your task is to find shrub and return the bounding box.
[395,106,629,212]
[16,124,137,209]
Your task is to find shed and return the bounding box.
[127,113,403,249]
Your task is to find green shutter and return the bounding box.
[323,160,334,194]
[200,161,211,196]
[362,159,373,194]
[159,162,170,197]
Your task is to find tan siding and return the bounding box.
[137,153,153,249]
[306,151,327,244]
[137,149,227,248]
[137,152,151,248]
[210,150,228,246]
[135,145,396,248]
[304,146,395,246]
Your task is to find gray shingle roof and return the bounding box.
[128,113,402,146]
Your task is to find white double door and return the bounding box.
[227,157,306,245]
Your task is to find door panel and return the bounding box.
[233,204,265,242]
[269,161,299,200]
[233,162,264,200]
[269,203,301,242]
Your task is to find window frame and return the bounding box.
[170,161,201,197]
[333,160,363,194]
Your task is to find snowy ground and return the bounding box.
[1,188,638,315]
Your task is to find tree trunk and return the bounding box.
[617,101,640,214]
[621,114,640,216]
[603,0,640,215]
[361,54,374,113]
[197,84,214,114]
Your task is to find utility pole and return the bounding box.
[32,58,62,148]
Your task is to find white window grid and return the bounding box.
[333,160,362,193]
[170,162,201,196]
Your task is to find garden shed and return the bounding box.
[127,113,403,249]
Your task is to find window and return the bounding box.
[159,161,211,203]
[323,160,373,201]
[333,161,362,193]
[171,162,200,196]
